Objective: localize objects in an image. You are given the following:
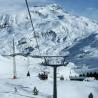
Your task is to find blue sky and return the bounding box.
[55,0,98,21]
[0,0,98,21]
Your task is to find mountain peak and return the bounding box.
[0,4,98,67]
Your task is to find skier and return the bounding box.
[14,87,17,93]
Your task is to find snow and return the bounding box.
[0,56,98,98]
[0,74,98,98]
[0,3,98,98]
[0,4,98,68]
[0,0,54,12]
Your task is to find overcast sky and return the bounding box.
[0,0,98,21]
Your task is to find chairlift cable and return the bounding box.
[25,0,48,72]
[25,0,41,56]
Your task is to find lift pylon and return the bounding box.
[12,38,17,79]
[42,56,68,98]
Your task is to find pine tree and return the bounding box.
[96,73,98,77]
[82,74,85,77]
[88,93,93,98]
[93,72,97,77]
[79,74,82,77]
[89,72,93,77]
[96,73,98,80]
[33,87,39,95]
[87,72,90,77]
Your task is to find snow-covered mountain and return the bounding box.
[0,4,98,68]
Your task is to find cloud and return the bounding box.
[0,0,55,11]
[87,7,94,11]
[85,7,98,21]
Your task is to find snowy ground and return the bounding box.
[0,55,98,98]
[0,77,98,98]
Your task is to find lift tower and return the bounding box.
[42,57,68,98]
[12,38,17,79]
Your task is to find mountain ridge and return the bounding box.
[0,4,98,67]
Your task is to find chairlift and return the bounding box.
[26,57,31,77]
[60,75,64,80]
[24,46,34,53]
[18,38,27,45]
[38,71,48,80]
[27,71,30,77]
[38,57,49,80]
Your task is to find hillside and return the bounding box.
[0,4,98,68]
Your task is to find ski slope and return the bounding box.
[0,77,98,98]
[0,56,98,98]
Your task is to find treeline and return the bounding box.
[79,72,98,80]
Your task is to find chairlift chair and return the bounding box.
[38,71,48,80]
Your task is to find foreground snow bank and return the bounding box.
[0,56,98,98]
[0,77,98,98]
